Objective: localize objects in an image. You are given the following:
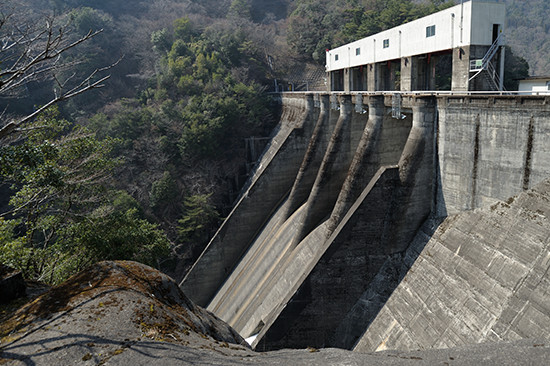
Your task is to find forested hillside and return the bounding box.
[505,0,550,76]
[0,0,546,286]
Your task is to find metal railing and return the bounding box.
[469,33,504,72]
[275,90,550,97]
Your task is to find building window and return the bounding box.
[356,48,361,56]
[383,39,389,48]
[426,25,436,37]
[335,54,339,61]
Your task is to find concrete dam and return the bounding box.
[180,92,550,352]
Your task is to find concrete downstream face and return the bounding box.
[180,94,318,307]
[355,177,550,352]
[180,92,550,352]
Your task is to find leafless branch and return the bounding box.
[0,11,115,140]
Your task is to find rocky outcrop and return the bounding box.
[0,261,247,365]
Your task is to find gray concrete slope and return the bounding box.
[205,94,369,338]
[208,202,306,327]
[255,166,401,350]
[355,177,550,352]
[283,94,333,220]
[293,95,357,245]
[180,94,317,307]
[206,95,338,329]
[253,96,438,350]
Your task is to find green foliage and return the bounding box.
[70,6,113,36]
[68,208,170,270]
[506,0,550,75]
[504,46,530,90]
[173,17,194,42]
[178,194,219,244]
[0,109,170,284]
[151,22,273,159]
[229,0,252,20]
[150,171,178,210]
[151,29,173,54]
[0,219,28,272]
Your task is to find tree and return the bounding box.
[151,28,172,54]
[0,10,112,140]
[503,46,530,90]
[178,194,219,245]
[0,10,170,283]
[228,0,252,20]
[0,109,171,283]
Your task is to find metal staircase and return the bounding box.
[469,33,505,91]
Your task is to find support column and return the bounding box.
[343,68,351,92]
[451,46,471,91]
[427,56,437,91]
[387,96,436,253]
[367,63,376,91]
[401,56,420,91]
[499,46,506,91]
[401,57,411,91]
[375,63,385,91]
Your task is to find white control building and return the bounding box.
[326,0,506,92]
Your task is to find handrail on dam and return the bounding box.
[276,90,550,97]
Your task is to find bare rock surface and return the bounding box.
[98,339,550,365]
[0,261,248,365]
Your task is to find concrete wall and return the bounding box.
[436,95,550,216]
[180,94,318,306]
[355,177,550,352]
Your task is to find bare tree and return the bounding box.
[0,10,114,140]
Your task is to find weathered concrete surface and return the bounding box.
[283,94,332,219]
[437,95,550,216]
[255,167,401,350]
[205,94,429,350]
[294,94,356,245]
[180,94,318,307]
[255,97,433,350]
[332,219,441,350]
[355,177,550,352]
[204,95,353,335]
[182,93,440,350]
[386,96,435,253]
[328,95,387,231]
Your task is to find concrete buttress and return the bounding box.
[180,94,317,307]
